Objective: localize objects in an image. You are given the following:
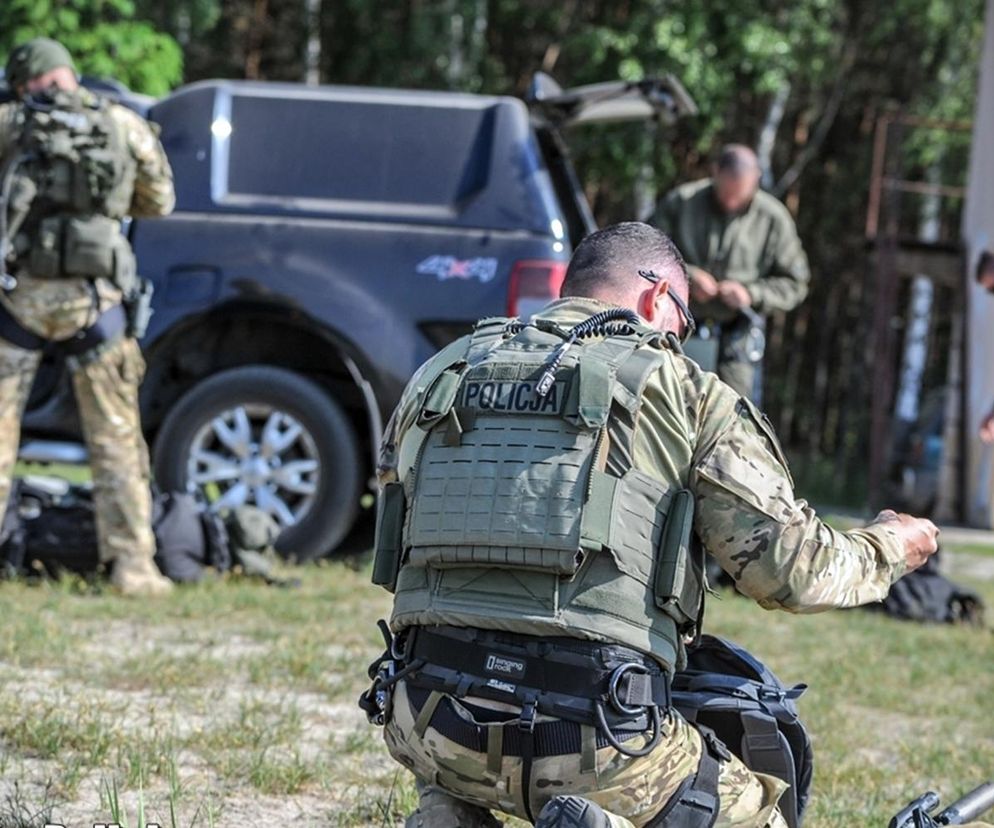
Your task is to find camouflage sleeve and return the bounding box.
[689,375,906,612]
[112,105,176,218]
[745,208,811,313]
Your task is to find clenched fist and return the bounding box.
[869,509,939,572]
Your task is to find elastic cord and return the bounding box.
[594,700,662,758]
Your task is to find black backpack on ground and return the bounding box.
[0,478,276,583]
[1,479,100,577]
[868,552,985,626]
[672,635,813,828]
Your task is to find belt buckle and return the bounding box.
[519,699,536,733]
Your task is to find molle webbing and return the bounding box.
[406,325,662,575]
[406,418,600,573]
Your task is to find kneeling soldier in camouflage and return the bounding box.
[364,222,939,827]
[0,38,175,595]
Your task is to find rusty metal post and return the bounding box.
[867,118,904,508]
[866,115,891,240]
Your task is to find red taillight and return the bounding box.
[507,259,567,318]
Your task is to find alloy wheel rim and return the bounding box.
[186,403,321,528]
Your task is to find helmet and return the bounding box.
[5,37,76,92]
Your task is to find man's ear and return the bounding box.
[640,278,669,322]
[639,287,655,321]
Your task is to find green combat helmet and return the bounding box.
[5,37,76,93]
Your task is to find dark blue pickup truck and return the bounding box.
[15,73,695,559]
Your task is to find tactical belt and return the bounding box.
[406,626,671,724]
[0,299,126,360]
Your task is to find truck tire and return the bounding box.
[153,365,361,561]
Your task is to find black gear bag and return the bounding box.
[869,553,986,626]
[671,635,813,828]
[0,479,250,582]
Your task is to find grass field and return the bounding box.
[0,545,992,827]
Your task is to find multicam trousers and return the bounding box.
[384,680,788,828]
[0,274,156,569]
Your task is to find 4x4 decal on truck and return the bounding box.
[416,255,499,283]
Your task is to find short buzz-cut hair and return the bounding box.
[560,221,688,299]
[716,143,760,176]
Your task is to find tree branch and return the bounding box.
[772,43,857,198]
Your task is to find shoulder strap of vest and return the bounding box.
[614,341,670,414]
[569,329,664,429]
[465,316,512,365]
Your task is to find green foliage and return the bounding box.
[0,0,183,96]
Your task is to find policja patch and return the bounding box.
[460,377,566,414]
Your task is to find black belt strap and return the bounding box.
[0,298,126,357]
[647,726,728,828]
[520,695,537,824]
[62,303,127,357]
[0,298,46,351]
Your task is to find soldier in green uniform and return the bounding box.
[0,38,175,595]
[652,145,810,400]
[364,222,939,827]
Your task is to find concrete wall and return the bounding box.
[963,0,994,526]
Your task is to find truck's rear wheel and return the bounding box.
[153,365,361,561]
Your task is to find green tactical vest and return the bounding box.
[374,315,706,674]
[3,89,137,285]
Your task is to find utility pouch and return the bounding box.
[125,277,154,338]
[372,482,407,592]
[417,366,467,446]
[47,157,76,207]
[654,489,705,633]
[27,216,63,278]
[62,216,117,279]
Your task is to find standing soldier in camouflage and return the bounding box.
[363,222,939,827]
[652,145,810,401]
[0,38,175,595]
